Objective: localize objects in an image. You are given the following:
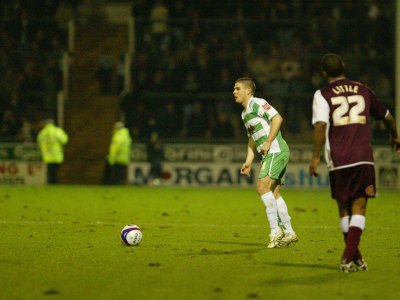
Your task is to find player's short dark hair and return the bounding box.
[235,77,256,94]
[321,54,345,78]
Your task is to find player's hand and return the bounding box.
[309,156,320,177]
[392,137,400,154]
[241,163,251,176]
[261,141,271,156]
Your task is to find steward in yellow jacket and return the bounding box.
[37,119,68,184]
[103,122,132,184]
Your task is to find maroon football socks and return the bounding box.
[342,227,363,264]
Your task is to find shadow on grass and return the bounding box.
[195,239,267,247]
[192,247,268,256]
[260,266,354,286]
[179,239,282,256]
[183,240,339,273]
[263,261,338,271]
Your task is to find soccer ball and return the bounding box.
[120,224,142,246]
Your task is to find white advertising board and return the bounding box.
[128,162,331,188]
[129,143,399,188]
[0,161,46,185]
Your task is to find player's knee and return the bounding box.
[257,182,269,195]
[256,177,274,195]
[352,197,367,215]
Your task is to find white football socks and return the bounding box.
[261,192,279,234]
[341,215,365,232]
[340,216,350,233]
[349,215,366,230]
[276,196,294,234]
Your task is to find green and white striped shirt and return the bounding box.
[241,96,289,154]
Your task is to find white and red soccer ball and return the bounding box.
[120,224,142,246]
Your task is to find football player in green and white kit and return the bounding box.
[233,77,297,248]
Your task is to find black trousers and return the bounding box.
[102,161,127,185]
[47,163,60,184]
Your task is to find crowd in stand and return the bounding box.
[0,1,72,142]
[0,0,395,143]
[122,0,395,142]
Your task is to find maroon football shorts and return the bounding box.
[329,164,376,204]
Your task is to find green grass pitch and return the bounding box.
[0,186,399,300]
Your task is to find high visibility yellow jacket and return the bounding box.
[108,128,132,165]
[37,124,68,163]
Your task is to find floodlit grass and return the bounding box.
[0,186,399,300]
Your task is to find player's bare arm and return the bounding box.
[381,112,400,153]
[261,114,283,155]
[309,121,326,177]
[241,139,256,176]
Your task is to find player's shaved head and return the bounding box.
[321,54,345,78]
[235,77,256,94]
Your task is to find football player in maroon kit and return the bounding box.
[309,53,400,272]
